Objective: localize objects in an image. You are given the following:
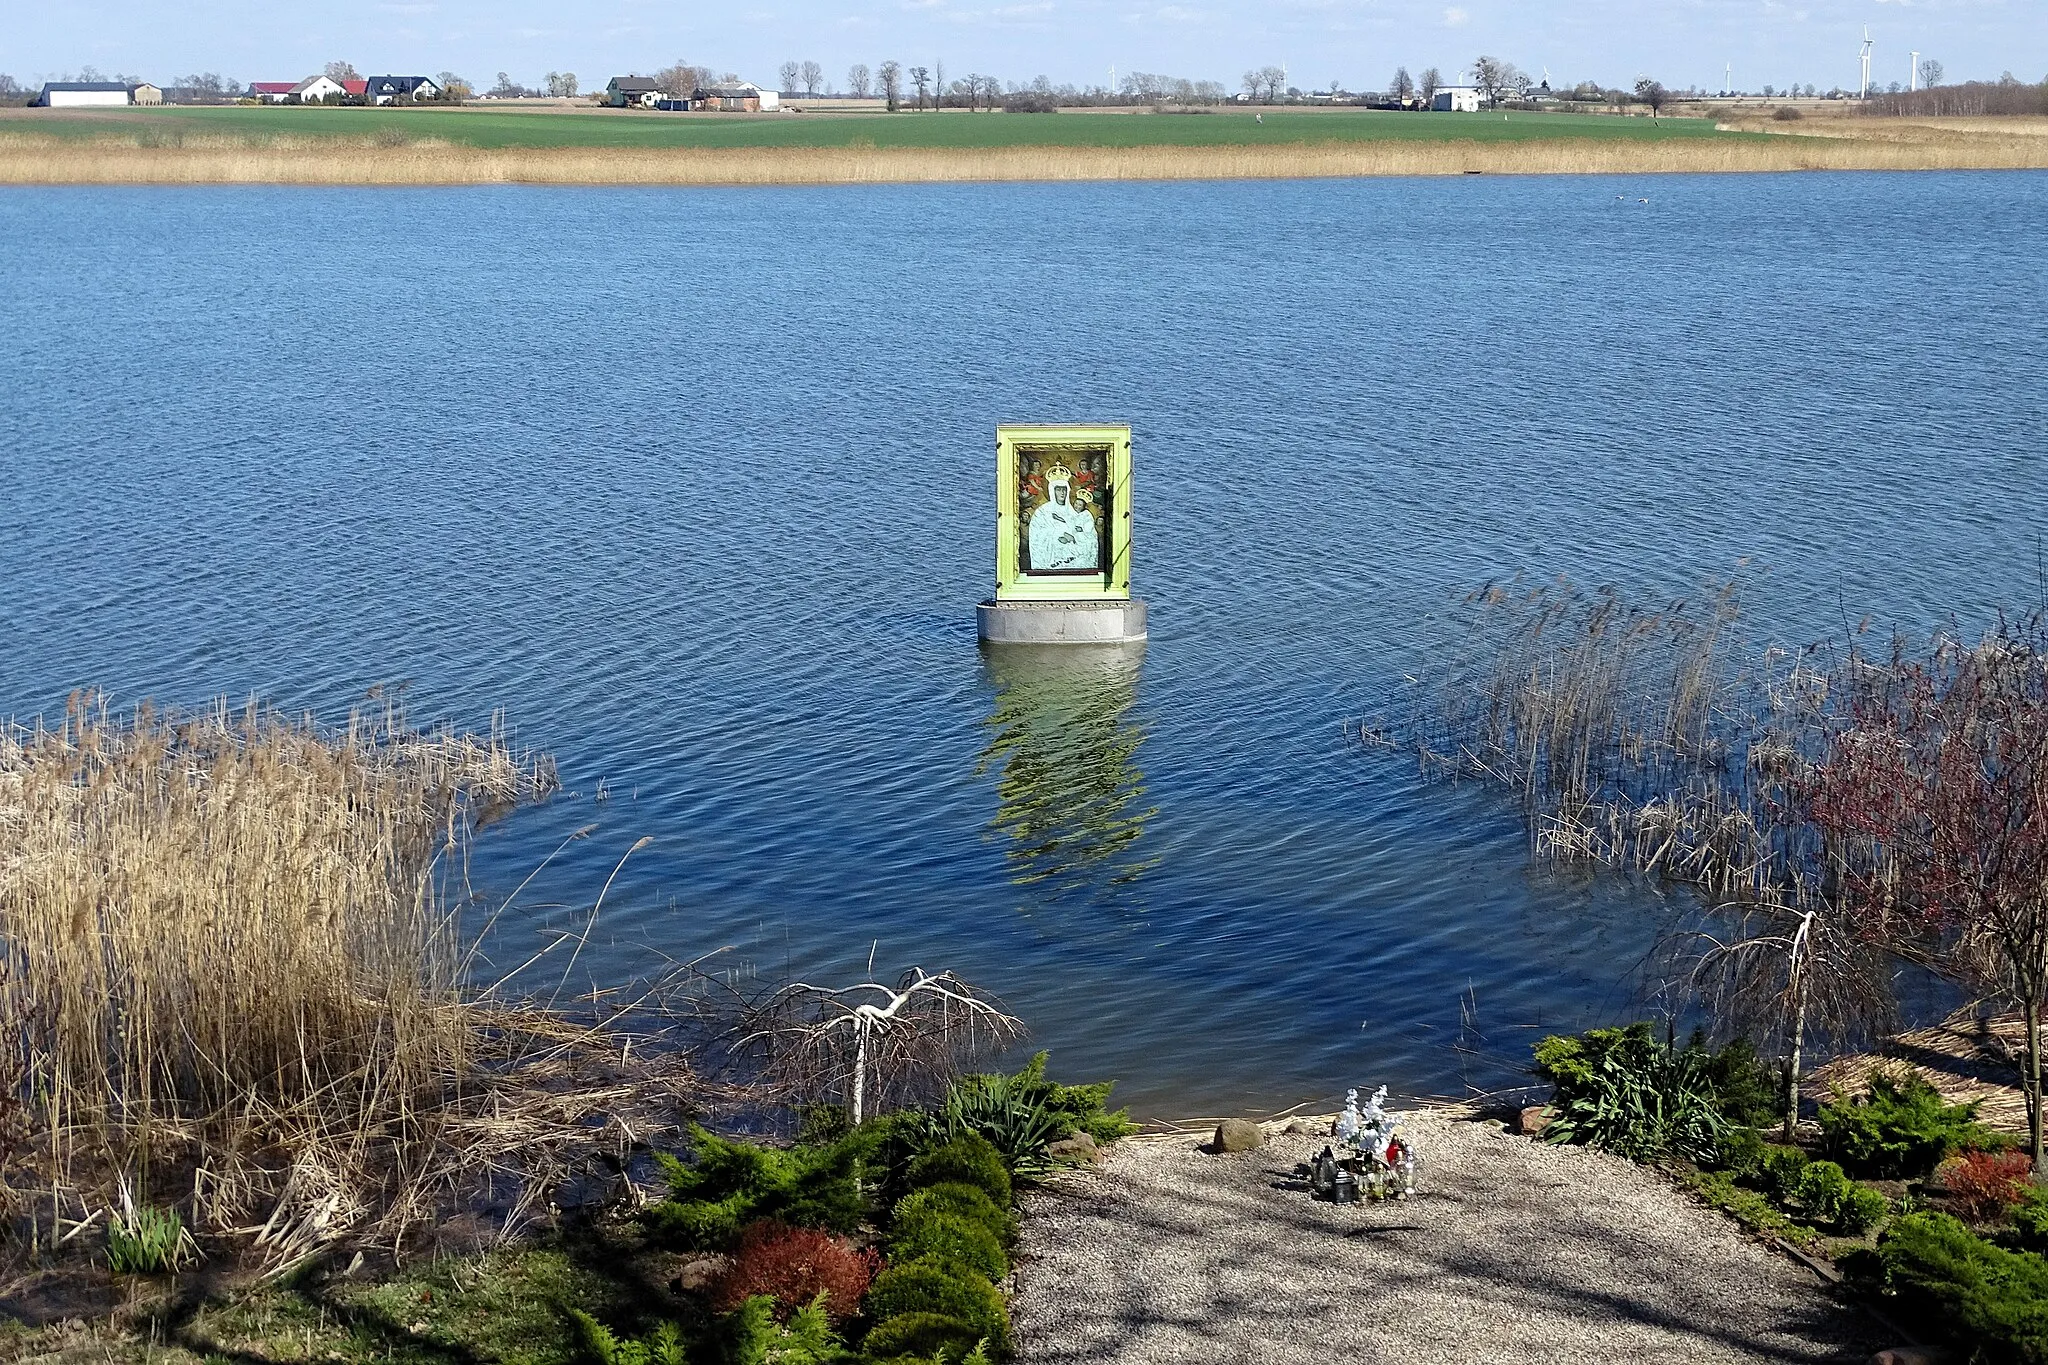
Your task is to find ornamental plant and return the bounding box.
[708,1220,876,1319]
[1817,1072,1998,1179]
[1944,1150,2036,1223]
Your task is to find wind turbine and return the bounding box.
[1909,50,1919,91]
[1858,27,1874,99]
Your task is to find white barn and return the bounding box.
[1432,85,1481,112]
[290,75,347,103]
[38,82,133,108]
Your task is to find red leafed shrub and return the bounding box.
[1946,1151,2035,1222]
[708,1220,878,1319]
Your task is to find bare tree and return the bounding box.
[801,59,823,96]
[436,71,472,102]
[324,60,360,82]
[1390,65,1414,100]
[848,62,872,98]
[1918,57,1944,89]
[879,60,903,111]
[654,61,712,100]
[1470,55,1522,108]
[1634,75,1670,117]
[909,64,930,109]
[1805,620,2048,1170]
[741,968,1024,1122]
[934,58,946,108]
[779,60,800,95]
[544,71,578,98]
[1260,65,1286,101]
[1419,66,1442,102]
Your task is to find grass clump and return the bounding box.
[107,1193,196,1275]
[862,1262,1009,1357]
[908,1053,1136,1178]
[1533,1023,1733,1163]
[1818,1072,2003,1178]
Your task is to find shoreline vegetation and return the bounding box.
[3,109,2045,185]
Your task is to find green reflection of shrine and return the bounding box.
[977,643,1157,895]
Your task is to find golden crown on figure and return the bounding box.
[1043,462,1074,483]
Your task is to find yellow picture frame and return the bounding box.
[994,423,1132,601]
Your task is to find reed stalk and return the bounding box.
[2,121,2045,186]
[0,693,692,1264]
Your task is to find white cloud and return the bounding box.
[1442,5,1468,24]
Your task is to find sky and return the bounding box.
[5,0,2044,95]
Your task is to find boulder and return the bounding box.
[1517,1105,1553,1137]
[1211,1118,1264,1153]
[1869,1348,1946,1365]
[1047,1131,1102,1165]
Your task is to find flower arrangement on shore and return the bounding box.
[1312,1086,1421,1202]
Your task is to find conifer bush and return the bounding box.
[863,1261,1009,1356]
[1864,1212,2048,1363]
[887,1208,1008,1284]
[906,1134,1012,1208]
[892,1182,1017,1247]
[1819,1073,2001,1179]
[646,1125,872,1250]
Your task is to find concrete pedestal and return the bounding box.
[977,598,1148,645]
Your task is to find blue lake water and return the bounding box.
[2,171,2044,1116]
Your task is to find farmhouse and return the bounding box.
[363,75,442,104]
[250,82,296,102]
[1432,85,1481,112]
[129,83,163,105]
[35,82,135,108]
[693,81,778,111]
[289,75,347,103]
[605,76,661,108]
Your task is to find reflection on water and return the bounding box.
[977,643,1156,896]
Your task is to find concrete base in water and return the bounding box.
[977,598,1148,645]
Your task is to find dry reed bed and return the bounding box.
[5,126,2048,186]
[0,696,695,1269]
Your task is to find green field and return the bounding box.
[17,104,1743,151]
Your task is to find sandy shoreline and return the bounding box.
[4,125,2047,186]
[1012,1111,1878,1365]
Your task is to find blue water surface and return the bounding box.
[2,171,2043,1114]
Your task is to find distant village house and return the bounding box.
[605,76,661,108]
[1432,85,1481,112]
[362,75,442,104]
[249,82,298,102]
[289,75,347,103]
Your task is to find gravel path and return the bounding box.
[1012,1113,1879,1365]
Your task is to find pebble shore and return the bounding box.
[1012,1111,1879,1365]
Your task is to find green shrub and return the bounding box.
[645,1125,874,1251]
[888,1209,1008,1283]
[1533,1023,1727,1163]
[858,1311,984,1363]
[1818,1072,2000,1179]
[1761,1145,1811,1203]
[2012,1185,2048,1254]
[907,1135,1012,1208]
[1863,1212,2048,1362]
[893,1182,1017,1247]
[864,1262,1008,1355]
[106,1200,192,1276]
[1793,1160,1888,1234]
[1698,1036,1782,1128]
[1710,1126,1767,1180]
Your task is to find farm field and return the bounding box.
[5,103,1739,151]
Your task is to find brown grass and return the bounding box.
[0,695,698,1268]
[4,123,2047,186]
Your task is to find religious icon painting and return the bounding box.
[1017,449,1108,575]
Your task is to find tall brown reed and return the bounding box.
[0,694,693,1262]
